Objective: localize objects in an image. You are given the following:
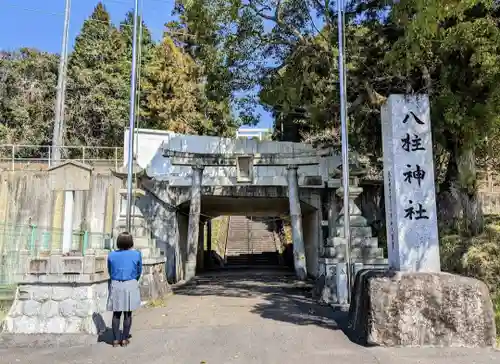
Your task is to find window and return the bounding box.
[236,156,253,183]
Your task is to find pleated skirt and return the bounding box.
[107,279,141,312]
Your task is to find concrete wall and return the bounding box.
[123,128,175,169]
[130,128,344,188]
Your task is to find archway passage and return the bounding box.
[177,196,317,271]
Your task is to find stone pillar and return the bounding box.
[62,190,75,254]
[51,190,65,252]
[103,185,115,250]
[314,189,338,304]
[336,186,365,231]
[327,190,337,239]
[286,165,307,280]
[197,221,205,271]
[0,176,9,263]
[206,219,212,268]
[185,165,204,281]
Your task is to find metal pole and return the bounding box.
[337,0,352,302]
[133,4,143,161]
[125,0,140,232]
[52,0,71,164]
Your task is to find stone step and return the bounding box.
[226,216,278,262]
[323,245,384,261]
[227,248,277,252]
[227,244,276,248]
[227,236,274,241]
[226,240,276,245]
[325,237,379,248]
[227,246,277,250]
[228,232,273,240]
[337,215,368,227]
[336,226,373,238]
[227,251,277,256]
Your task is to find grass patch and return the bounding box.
[440,215,500,340]
[494,293,500,343]
[0,300,12,324]
[145,293,173,308]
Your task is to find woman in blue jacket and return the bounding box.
[107,232,143,347]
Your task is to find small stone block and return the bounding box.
[49,254,65,275]
[348,270,497,347]
[94,257,106,273]
[63,258,83,274]
[336,262,348,305]
[83,255,96,274]
[29,259,49,274]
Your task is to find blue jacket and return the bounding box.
[107,249,142,281]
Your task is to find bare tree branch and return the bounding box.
[247,0,306,43]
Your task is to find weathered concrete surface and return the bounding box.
[1,271,499,364]
[139,260,171,301]
[349,270,497,347]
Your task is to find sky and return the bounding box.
[0,0,273,129]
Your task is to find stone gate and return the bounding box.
[130,130,388,303]
[2,128,388,334]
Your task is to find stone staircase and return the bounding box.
[225,216,280,267]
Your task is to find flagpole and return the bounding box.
[337,0,352,303]
[125,0,140,231]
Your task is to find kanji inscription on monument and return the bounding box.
[381,94,440,272]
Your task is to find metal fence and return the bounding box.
[0,144,124,171]
[0,222,111,285]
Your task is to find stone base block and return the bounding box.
[139,260,171,301]
[2,281,109,335]
[313,261,337,304]
[348,270,497,347]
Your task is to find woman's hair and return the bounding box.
[116,232,134,250]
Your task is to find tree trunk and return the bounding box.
[438,139,483,236]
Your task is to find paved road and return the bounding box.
[1,270,499,364]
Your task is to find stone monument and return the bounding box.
[314,163,386,305]
[381,95,440,271]
[3,162,110,334]
[348,94,497,347]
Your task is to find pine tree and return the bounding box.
[65,2,129,150]
[142,35,210,134]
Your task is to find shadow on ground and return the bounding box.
[172,270,349,332]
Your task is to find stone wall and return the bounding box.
[140,260,170,300]
[3,281,109,334]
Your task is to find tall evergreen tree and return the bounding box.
[0,48,58,155]
[168,0,264,133]
[142,34,211,134]
[65,2,129,150]
[119,11,155,130]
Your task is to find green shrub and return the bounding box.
[440,216,500,338]
[493,294,500,335]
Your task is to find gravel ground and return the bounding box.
[1,270,498,364]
